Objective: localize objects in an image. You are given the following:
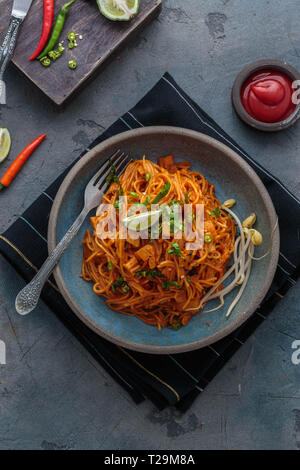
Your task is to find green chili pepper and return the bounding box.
[204,233,213,243]
[37,0,76,60]
[67,31,76,42]
[152,182,171,204]
[47,50,57,60]
[40,57,51,67]
[53,50,62,59]
[68,59,77,69]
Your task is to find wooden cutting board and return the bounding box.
[0,0,162,105]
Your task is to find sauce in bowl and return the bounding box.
[241,70,296,123]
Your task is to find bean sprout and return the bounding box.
[186,204,278,319]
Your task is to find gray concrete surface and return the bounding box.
[0,0,300,450]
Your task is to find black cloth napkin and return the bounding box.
[1,73,299,411]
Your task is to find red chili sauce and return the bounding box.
[241,70,296,123]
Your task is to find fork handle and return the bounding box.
[0,16,22,104]
[15,207,89,315]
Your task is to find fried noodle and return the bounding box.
[81,156,237,329]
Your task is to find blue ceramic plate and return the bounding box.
[48,127,279,354]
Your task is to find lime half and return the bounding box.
[0,128,11,163]
[122,209,161,232]
[96,0,140,21]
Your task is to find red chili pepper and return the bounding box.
[29,0,54,61]
[0,134,46,190]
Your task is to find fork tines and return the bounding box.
[89,150,131,190]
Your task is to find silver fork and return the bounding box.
[15,149,130,315]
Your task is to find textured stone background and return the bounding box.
[0,0,299,450]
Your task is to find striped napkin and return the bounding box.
[0,73,299,411]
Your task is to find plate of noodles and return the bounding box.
[48,126,279,354]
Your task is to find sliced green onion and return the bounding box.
[162,280,180,289]
[129,192,139,199]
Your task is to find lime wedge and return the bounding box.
[122,209,161,232]
[0,128,11,163]
[96,0,140,21]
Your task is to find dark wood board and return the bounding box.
[0,0,162,105]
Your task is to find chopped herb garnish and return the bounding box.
[135,270,147,277]
[120,284,130,294]
[114,199,120,209]
[111,276,130,294]
[145,172,151,182]
[171,322,182,330]
[186,277,192,283]
[168,200,183,206]
[130,192,139,199]
[106,165,123,194]
[162,281,180,289]
[152,182,171,204]
[107,261,114,271]
[210,207,221,218]
[136,269,165,279]
[113,174,121,185]
[168,242,185,260]
[111,276,122,291]
[184,191,190,204]
[106,165,117,186]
